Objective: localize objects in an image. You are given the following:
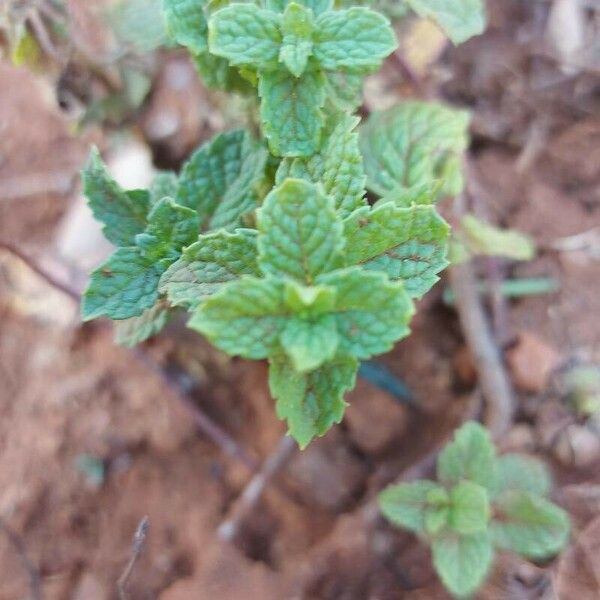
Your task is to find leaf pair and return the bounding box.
[379,422,570,598]
[186,178,414,446]
[208,2,397,156]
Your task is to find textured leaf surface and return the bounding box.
[189,276,286,359]
[159,229,260,308]
[177,129,267,229]
[379,480,442,533]
[493,454,552,499]
[208,4,281,69]
[192,51,253,93]
[114,301,171,347]
[432,532,493,598]
[267,0,332,14]
[279,2,314,77]
[491,491,570,559]
[276,115,366,218]
[280,314,339,371]
[407,0,486,44]
[269,355,358,447]
[324,70,363,112]
[82,248,163,320]
[318,267,414,359]
[448,481,490,535]
[135,198,199,261]
[360,102,470,197]
[163,0,208,53]
[258,179,344,283]
[314,8,396,71]
[82,148,149,247]
[258,68,325,157]
[150,171,179,206]
[437,421,498,492]
[343,203,449,297]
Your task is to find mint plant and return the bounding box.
[379,422,570,598]
[80,0,487,447]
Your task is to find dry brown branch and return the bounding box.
[217,435,297,543]
[0,516,43,600]
[117,516,149,600]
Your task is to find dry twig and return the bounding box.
[217,435,297,542]
[117,516,149,600]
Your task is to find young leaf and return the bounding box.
[82,148,150,247]
[493,454,552,499]
[258,178,344,283]
[114,301,172,347]
[448,480,490,535]
[208,4,282,69]
[491,491,570,559]
[343,203,449,298]
[150,171,179,206]
[460,215,536,261]
[135,198,199,261]
[432,532,493,598]
[437,421,498,492]
[276,115,367,218]
[267,0,332,15]
[359,102,470,197]
[258,67,326,157]
[280,314,339,371]
[163,0,209,54]
[269,355,358,447]
[192,51,254,93]
[313,8,397,72]
[177,129,268,230]
[159,229,260,309]
[317,267,414,359]
[279,2,314,77]
[379,481,444,534]
[82,248,164,321]
[406,0,486,45]
[189,276,287,359]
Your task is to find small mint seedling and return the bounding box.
[81,0,488,447]
[379,422,570,598]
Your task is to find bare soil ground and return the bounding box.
[1,1,599,598]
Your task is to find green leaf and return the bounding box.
[258,178,344,283]
[437,421,498,492]
[425,506,450,536]
[82,248,164,321]
[269,355,358,447]
[208,4,282,69]
[82,148,150,247]
[317,267,414,359]
[189,276,287,359]
[192,51,254,93]
[150,171,179,206]
[275,114,367,218]
[267,0,332,15]
[432,532,493,598]
[279,2,314,77]
[114,301,172,347]
[163,0,208,53]
[374,181,441,208]
[378,480,444,534]
[324,70,363,112]
[460,215,536,261]
[159,229,260,309]
[491,491,570,559]
[280,314,339,372]
[343,203,449,298]
[448,481,490,535]
[406,0,486,45]
[359,102,470,198]
[493,454,552,499]
[135,198,199,261]
[313,8,397,72]
[177,129,268,230]
[258,67,326,157]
